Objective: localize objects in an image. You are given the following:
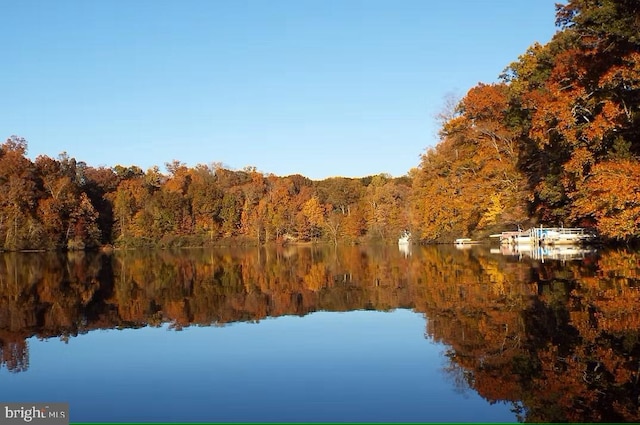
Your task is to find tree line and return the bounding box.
[0,136,412,250]
[2,0,639,250]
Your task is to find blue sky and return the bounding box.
[1,0,558,180]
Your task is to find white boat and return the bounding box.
[398,231,412,257]
[455,238,479,245]
[398,231,411,245]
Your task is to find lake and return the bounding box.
[0,243,639,423]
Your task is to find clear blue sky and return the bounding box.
[1,0,558,180]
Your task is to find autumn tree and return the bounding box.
[236,169,266,241]
[33,154,93,249]
[112,167,147,242]
[412,84,528,242]
[316,177,363,216]
[502,0,640,228]
[187,164,223,240]
[66,192,101,249]
[364,174,411,240]
[83,166,119,243]
[218,189,243,238]
[571,160,640,241]
[0,137,42,250]
[162,160,194,235]
[300,196,325,241]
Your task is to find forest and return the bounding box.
[1,0,639,250]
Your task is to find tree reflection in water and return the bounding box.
[1,244,640,421]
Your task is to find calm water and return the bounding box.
[0,243,639,423]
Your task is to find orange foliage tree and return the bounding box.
[411,84,529,242]
[571,160,640,241]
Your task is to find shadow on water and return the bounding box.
[1,244,640,421]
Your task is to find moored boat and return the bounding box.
[398,231,411,245]
[455,238,479,245]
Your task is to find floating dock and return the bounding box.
[491,226,596,246]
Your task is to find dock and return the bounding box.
[491,226,596,246]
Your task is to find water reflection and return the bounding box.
[491,243,597,262]
[1,245,640,422]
